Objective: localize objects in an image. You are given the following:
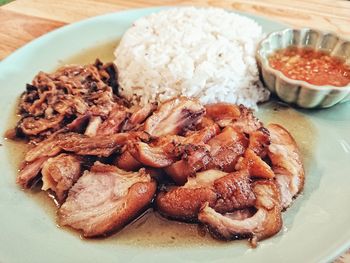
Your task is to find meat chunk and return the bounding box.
[236,149,275,179]
[248,128,270,157]
[41,154,82,202]
[205,104,262,134]
[164,144,211,185]
[19,114,64,136]
[115,151,142,171]
[122,103,157,131]
[205,103,241,125]
[157,170,255,221]
[25,138,61,162]
[96,104,129,135]
[206,126,248,172]
[128,135,182,168]
[198,180,282,246]
[17,157,49,188]
[267,124,305,209]
[25,132,131,161]
[164,124,220,184]
[144,97,205,137]
[58,162,156,237]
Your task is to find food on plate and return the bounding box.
[7,7,307,247]
[268,47,350,87]
[114,7,270,109]
[8,56,304,245]
[267,124,304,209]
[198,180,282,247]
[59,162,156,237]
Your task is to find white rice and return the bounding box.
[114,7,270,109]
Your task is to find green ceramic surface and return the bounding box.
[0,7,350,263]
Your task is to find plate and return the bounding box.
[1,7,350,263]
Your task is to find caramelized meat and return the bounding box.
[229,106,262,134]
[198,180,282,246]
[206,126,248,172]
[123,103,157,131]
[58,162,156,237]
[248,128,270,157]
[157,170,255,221]
[205,103,241,125]
[144,97,205,137]
[165,144,211,185]
[267,124,305,209]
[128,141,179,168]
[41,154,82,202]
[115,151,142,171]
[236,149,275,179]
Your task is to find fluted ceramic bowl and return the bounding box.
[256,28,350,108]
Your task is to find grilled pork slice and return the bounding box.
[198,180,282,246]
[144,97,205,137]
[58,162,156,237]
[267,124,305,209]
[156,169,255,221]
[41,154,82,202]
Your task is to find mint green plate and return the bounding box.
[1,7,350,263]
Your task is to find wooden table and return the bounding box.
[0,0,349,262]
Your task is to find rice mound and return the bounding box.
[114,7,270,108]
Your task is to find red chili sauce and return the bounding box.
[268,47,350,87]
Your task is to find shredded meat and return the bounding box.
[58,162,156,237]
[16,60,118,140]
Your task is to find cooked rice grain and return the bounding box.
[114,7,269,109]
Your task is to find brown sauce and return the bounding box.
[268,47,350,87]
[4,41,316,248]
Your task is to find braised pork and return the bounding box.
[144,97,205,137]
[156,169,255,221]
[17,157,49,188]
[58,162,156,237]
[198,180,282,246]
[267,124,305,209]
[41,154,82,202]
